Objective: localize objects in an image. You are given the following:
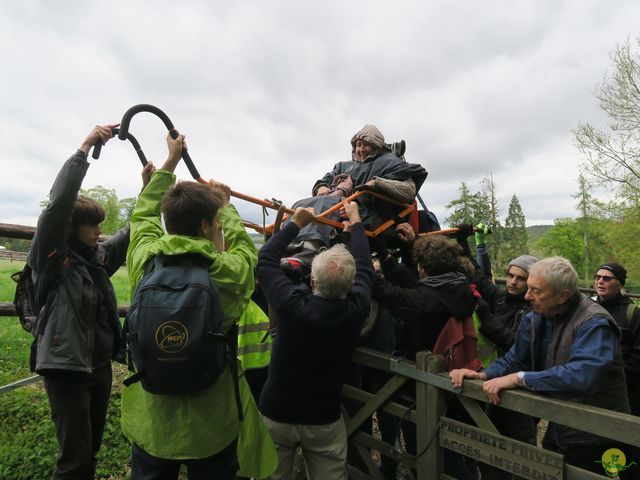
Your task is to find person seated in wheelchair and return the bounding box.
[280,125,428,280]
[312,124,427,230]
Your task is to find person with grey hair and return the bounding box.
[256,202,373,480]
[450,256,635,477]
[311,244,356,299]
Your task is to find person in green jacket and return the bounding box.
[122,131,276,479]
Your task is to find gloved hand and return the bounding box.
[455,223,474,243]
[474,222,491,245]
[369,237,389,260]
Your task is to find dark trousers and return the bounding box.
[131,438,239,480]
[44,365,112,480]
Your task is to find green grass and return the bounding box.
[0,259,132,479]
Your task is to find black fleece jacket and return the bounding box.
[256,221,374,424]
[373,263,475,360]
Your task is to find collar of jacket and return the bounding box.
[597,292,629,307]
[549,292,582,323]
[419,271,467,288]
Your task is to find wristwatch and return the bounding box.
[516,371,526,388]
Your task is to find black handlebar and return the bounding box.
[91,128,148,166]
[117,104,202,180]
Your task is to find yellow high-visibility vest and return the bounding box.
[472,310,497,368]
[237,300,272,370]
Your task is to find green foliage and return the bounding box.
[445,182,489,227]
[0,239,30,253]
[535,217,612,282]
[445,179,529,273]
[39,185,137,236]
[503,194,528,263]
[80,186,136,235]
[574,37,640,207]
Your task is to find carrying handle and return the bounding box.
[117,104,205,182]
[91,127,148,166]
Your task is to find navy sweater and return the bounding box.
[257,221,373,424]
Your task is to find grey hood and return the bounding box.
[350,124,387,161]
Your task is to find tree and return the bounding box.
[502,194,528,263]
[80,186,121,234]
[574,175,592,282]
[481,174,505,269]
[40,186,136,235]
[445,182,489,227]
[536,217,611,282]
[574,38,640,206]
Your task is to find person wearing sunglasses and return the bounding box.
[593,263,640,416]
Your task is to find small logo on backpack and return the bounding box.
[156,321,188,353]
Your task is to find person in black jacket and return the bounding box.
[477,254,538,354]
[29,124,154,480]
[593,262,640,416]
[474,244,540,458]
[374,234,479,480]
[256,202,373,480]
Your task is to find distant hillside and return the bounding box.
[526,225,551,258]
[526,225,551,243]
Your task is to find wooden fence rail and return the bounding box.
[2,308,639,478]
[2,221,639,478]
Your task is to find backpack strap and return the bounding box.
[626,302,636,323]
[227,323,244,421]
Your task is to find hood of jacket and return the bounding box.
[420,272,476,321]
[350,124,387,161]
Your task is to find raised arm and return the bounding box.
[257,208,314,310]
[30,125,116,275]
[126,132,184,285]
[208,180,259,329]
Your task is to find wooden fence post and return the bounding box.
[415,351,445,480]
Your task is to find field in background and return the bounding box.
[0,259,131,479]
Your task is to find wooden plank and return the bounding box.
[353,442,385,480]
[439,418,563,480]
[390,358,460,393]
[347,465,371,480]
[351,347,403,373]
[418,353,445,480]
[0,375,42,394]
[0,302,16,316]
[0,223,36,240]
[352,431,416,470]
[346,375,407,436]
[342,384,416,424]
[565,464,609,480]
[456,396,499,433]
[457,377,640,446]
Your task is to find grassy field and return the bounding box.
[0,259,132,479]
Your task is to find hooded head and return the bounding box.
[350,124,386,162]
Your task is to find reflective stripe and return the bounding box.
[238,322,270,335]
[472,311,497,368]
[238,343,272,356]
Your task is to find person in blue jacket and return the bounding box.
[450,256,636,477]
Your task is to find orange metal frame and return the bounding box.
[229,189,415,238]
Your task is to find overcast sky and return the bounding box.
[1,0,638,230]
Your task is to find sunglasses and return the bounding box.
[594,274,616,282]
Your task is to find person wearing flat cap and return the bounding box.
[593,262,640,415]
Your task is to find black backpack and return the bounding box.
[123,254,240,408]
[11,264,40,335]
